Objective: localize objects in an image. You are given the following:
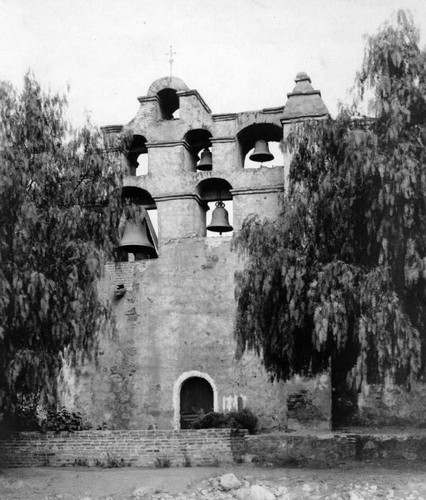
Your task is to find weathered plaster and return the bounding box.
[62,74,334,432]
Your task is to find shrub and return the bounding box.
[94,454,130,468]
[183,453,191,467]
[190,411,229,429]
[155,456,171,468]
[97,421,114,430]
[41,407,92,433]
[190,408,258,434]
[105,454,130,468]
[73,458,89,466]
[227,408,258,433]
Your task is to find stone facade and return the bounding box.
[61,74,332,432]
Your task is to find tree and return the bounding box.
[233,11,426,422]
[0,74,123,429]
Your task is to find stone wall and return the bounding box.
[62,237,331,432]
[244,432,426,464]
[354,381,426,427]
[245,433,355,464]
[4,429,425,469]
[0,429,247,468]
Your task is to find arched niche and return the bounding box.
[184,128,212,171]
[121,186,156,209]
[125,135,148,176]
[196,178,233,237]
[237,123,283,169]
[196,177,232,202]
[157,88,180,120]
[173,370,218,430]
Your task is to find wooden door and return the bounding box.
[180,377,213,429]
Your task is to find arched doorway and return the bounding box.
[180,377,214,429]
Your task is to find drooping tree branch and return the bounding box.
[233,11,426,391]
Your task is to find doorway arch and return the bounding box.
[173,371,218,429]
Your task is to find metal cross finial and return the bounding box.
[166,45,177,77]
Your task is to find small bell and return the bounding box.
[197,148,213,171]
[249,140,274,163]
[118,219,157,259]
[207,201,233,235]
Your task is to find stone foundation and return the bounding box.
[245,431,426,464]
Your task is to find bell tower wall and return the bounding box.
[65,75,332,432]
[155,195,207,242]
[210,138,238,173]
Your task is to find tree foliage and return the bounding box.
[0,74,123,422]
[233,12,426,395]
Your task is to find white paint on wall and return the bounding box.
[222,394,247,412]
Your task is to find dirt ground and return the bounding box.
[1,461,426,499]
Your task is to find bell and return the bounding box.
[249,140,274,163]
[197,148,213,171]
[118,220,157,258]
[207,201,233,235]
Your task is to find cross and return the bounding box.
[166,45,177,77]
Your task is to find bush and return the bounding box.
[227,408,258,433]
[190,411,229,429]
[155,456,171,468]
[94,454,130,468]
[0,393,41,436]
[41,407,92,433]
[190,408,257,434]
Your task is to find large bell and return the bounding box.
[249,139,274,163]
[197,148,212,171]
[118,220,157,259]
[207,201,233,235]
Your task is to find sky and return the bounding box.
[1,0,426,128]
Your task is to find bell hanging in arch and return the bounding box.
[207,201,233,235]
[249,139,274,163]
[197,148,212,171]
[118,219,157,259]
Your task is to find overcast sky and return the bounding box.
[1,0,425,127]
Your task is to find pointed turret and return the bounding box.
[282,72,329,122]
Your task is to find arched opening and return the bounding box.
[180,377,214,429]
[244,141,282,169]
[125,135,148,176]
[173,370,218,429]
[117,187,158,261]
[237,123,283,169]
[184,129,213,171]
[196,178,233,238]
[157,88,180,120]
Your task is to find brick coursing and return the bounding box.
[105,262,136,292]
[0,429,247,468]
